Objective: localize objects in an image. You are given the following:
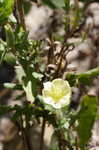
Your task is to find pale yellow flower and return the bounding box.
[42,79,71,109]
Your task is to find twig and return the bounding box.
[24,128,33,150]
[20,116,33,150]
[61,139,74,150]
[13,2,20,25]
[16,0,26,30]
[53,45,69,78]
[47,35,54,65]
[39,119,46,150]
[75,137,79,150]
[75,0,79,8]
[20,116,28,150]
[58,130,74,150]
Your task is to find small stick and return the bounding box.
[16,0,26,30]
[39,119,46,150]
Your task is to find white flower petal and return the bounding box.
[59,94,71,106]
[52,103,62,109]
[43,82,52,90]
[43,97,53,104]
[42,78,71,109]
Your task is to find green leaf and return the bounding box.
[5,24,15,48]
[0,0,14,23]
[79,0,91,2]
[4,83,16,88]
[66,73,77,86]
[78,68,99,79]
[50,132,59,150]
[66,67,99,86]
[4,53,16,65]
[42,0,65,9]
[64,0,70,11]
[9,14,17,23]
[0,105,11,116]
[23,80,35,103]
[4,82,22,90]
[32,72,44,80]
[15,65,35,103]
[77,95,97,150]
[0,39,7,64]
[78,76,91,86]
[0,40,6,51]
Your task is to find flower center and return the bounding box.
[50,85,68,102]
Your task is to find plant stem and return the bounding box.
[24,128,33,150]
[39,119,46,150]
[16,0,26,30]
[20,116,33,150]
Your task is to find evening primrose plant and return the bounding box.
[0,0,99,150]
[42,78,71,109]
